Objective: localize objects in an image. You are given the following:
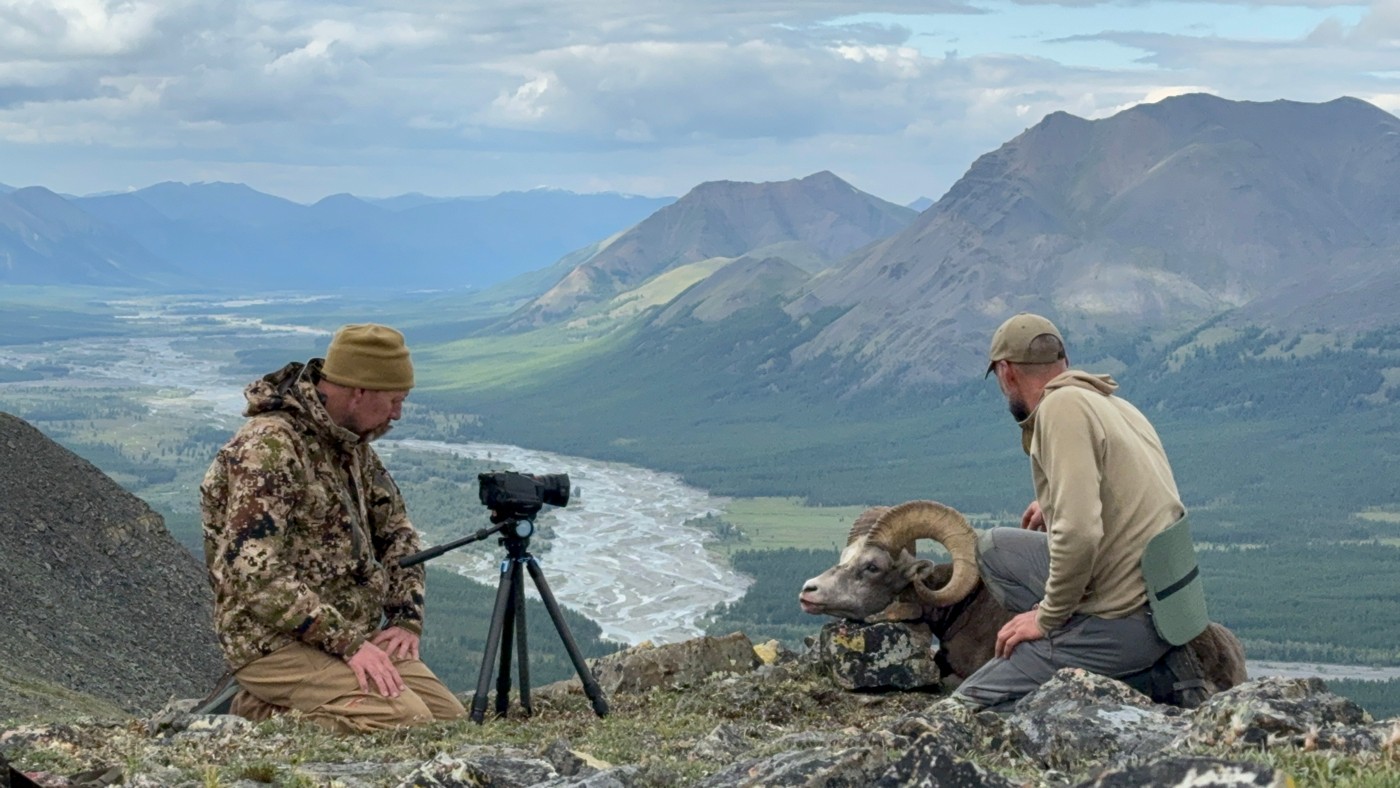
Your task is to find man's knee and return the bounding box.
[977,528,1049,613]
[394,658,465,721]
[951,639,1056,711]
[307,690,436,734]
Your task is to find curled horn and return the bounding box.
[869,500,979,607]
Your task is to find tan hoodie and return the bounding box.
[1019,370,1185,633]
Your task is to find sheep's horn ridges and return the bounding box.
[846,506,893,547]
[871,500,979,608]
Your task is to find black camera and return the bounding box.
[478,471,570,521]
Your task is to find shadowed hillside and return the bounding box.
[0,412,223,721]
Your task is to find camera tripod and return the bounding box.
[400,517,609,723]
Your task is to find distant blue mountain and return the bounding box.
[0,187,183,286]
[906,196,934,212]
[360,193,468,211]
[69,184,674,290]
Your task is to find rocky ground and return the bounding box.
[3,632,1399,788]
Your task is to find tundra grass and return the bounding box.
[715,497,1021,557]
[417,319,636,393]
[589,257,733,324]
[716,497,873,555]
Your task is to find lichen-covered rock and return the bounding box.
[885,697,1020,760]
[1185,677,1382,752]
[1005,669,1188,771]
[694,742,893,787]
[296,760,421,787]
[585,632,761,695]
[815,620,942,691]
[875,733,1020,787]
[692,723,757,761]
[1074,756,1292,786]
[399,749,559,787]
[540,738,608,777]
[754,639,801,666]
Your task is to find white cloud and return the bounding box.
[0,0,170,58]
[0,0,1393,204]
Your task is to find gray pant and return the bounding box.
[951,528,1171,710]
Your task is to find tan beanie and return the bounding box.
[322,323,415,391]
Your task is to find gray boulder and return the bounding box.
[875,734,1020,787]
[1185,676,1384,753]
[694,742,893,787]
[1005,669,1189,771]
[586,632,761,696]
[814,620,942,691]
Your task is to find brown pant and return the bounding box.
[231,642,465,734]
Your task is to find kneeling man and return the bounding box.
[201,323,464,732]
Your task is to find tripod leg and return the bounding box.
[471,557,517,724]
[523,556,610,718]
[495,560,518,718]
[514,563,533,717]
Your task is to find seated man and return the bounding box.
[956,313,1200,709]
[201,323,464,733]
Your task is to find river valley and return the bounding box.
[0,295,1395,683]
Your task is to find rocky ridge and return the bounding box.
[3,631,1397,787]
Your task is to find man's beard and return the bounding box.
[363,422,394,442]
[1009,396,1031,423]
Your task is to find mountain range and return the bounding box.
[782,94,1400,387]
[0,183,673,290]
[6,93,1400,394]
[465,94,1400,391]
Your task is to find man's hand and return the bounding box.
[1021,500,1046,531]
[995,609,1046,659]
[371,626,420,661]
[345,641,407,697]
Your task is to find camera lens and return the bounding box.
[535,473,570,507]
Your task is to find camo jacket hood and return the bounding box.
[200,359,425,670]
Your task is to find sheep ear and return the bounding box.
[900,556,934,583]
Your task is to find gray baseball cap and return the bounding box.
[985,313,1064,377]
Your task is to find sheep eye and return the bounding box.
[864,562,880,573]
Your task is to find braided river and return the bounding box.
[0,303,749,645]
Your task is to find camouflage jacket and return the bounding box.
[200,360,425,670]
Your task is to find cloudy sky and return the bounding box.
[1,0,1395,205]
